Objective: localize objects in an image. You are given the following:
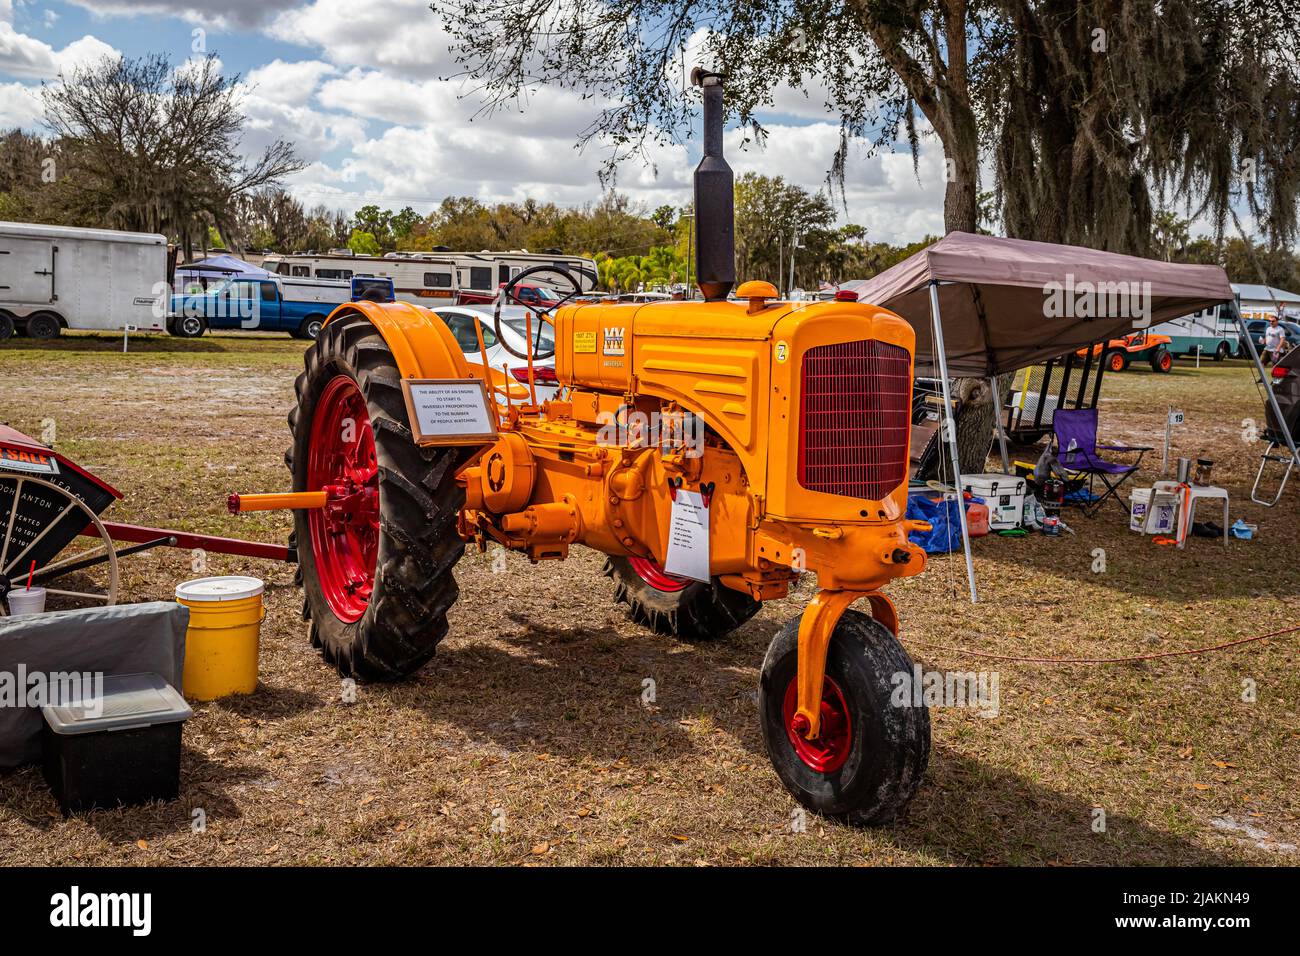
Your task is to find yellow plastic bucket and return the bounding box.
[176,576,265,701]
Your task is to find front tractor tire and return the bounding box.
[759,610,930,825]
[1149,347,1174,373]
[604,555,759,640]
[287,314,469,680]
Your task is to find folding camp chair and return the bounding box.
[1052,408,1152,517]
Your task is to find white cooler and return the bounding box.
[960,473,1027,529]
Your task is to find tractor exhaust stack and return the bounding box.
[691,68,735,302]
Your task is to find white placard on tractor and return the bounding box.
[664,490,710,582]
[401,379,499,445]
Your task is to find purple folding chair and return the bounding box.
[1052,408,1152,517]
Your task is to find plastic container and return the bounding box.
[960,474,1027,529]
[1130,488,1177,534]
[175,576,265,701]
[7,586,46,615]
[965,500,990,537]
[42,672,192,814]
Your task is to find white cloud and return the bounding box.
[0,17,117,80]
[724,122,946,244]
[67,0,299,30]
[243,59,337,105]
[269,0,456,78]
[0,79,42,128]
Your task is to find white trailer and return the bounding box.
[0,221,168,339]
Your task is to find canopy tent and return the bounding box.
[175,254,272,285]
[843,232,1247,604]
[842,231,1234,377]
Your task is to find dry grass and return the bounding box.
[0,331,1297,866]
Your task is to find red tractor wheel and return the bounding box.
[759,610,930,824]
[1104,349,1128,372]
[286,312,471,679]
[1149,347,1174,373]
[604,554,759,640]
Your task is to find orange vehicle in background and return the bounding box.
[1080,329,1175,372]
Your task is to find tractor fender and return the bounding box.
[323,300,471,380]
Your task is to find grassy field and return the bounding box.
[1,331,1297,866]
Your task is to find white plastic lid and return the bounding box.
[175,575,265,602]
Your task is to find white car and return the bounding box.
[431,304,561,402]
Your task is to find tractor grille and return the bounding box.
[798,340,911,500]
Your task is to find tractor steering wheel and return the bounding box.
[494,264,581,361]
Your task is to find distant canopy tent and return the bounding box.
[175,254,272,287]
[841,232,1234,377]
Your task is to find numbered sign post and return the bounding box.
[1163,406,1184,474]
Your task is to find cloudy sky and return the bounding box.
[0,0,950,242]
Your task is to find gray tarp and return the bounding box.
[842,231,1235,377]
[0,601,188,768]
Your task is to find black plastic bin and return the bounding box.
[41,672,192,814]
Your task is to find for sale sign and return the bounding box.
[0,445,59,475]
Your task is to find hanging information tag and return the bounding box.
[401,379,499,445]
[664,489,710,582]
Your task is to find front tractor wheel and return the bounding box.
[604,554,759,640]
[1149,347,1174,373]
[759,610,930,825]
[287,314,469,680]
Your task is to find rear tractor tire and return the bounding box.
[759,610,930,825]
[604,554,759,640]
[286,313,471,680]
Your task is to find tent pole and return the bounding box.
[1228,297,1300,472]
[929,281,978,603]
[988,375,1010,473]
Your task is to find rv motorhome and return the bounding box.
[0,221,168,340]
[417,251,599,301]
[261,252,460,306]
[265,250,599,305]
[1147,303,1241,361]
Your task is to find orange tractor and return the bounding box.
[233,70,933,824]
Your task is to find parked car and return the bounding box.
[168,275,349,339]
[431,304,561,401]
[1240,318,1300,357]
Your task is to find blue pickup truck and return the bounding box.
[169,276,350,339]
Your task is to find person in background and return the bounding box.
[1263,313,1287,365]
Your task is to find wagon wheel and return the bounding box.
[0,474,119,615]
